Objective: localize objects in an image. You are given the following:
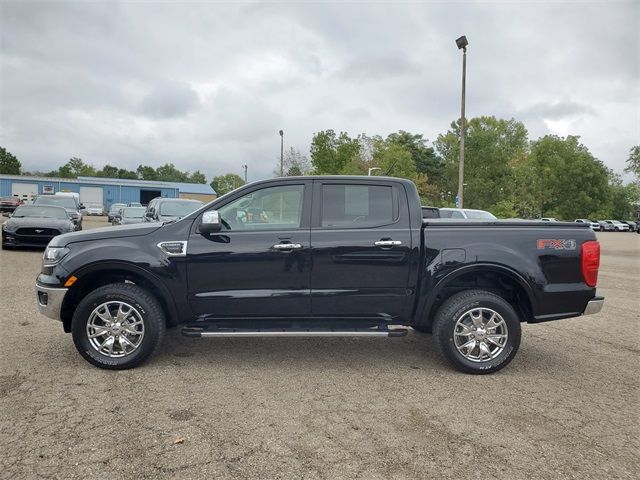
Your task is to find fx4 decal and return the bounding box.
[537,239,577,250]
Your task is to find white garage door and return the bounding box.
[79,187,103,205]
[11,183,38,201]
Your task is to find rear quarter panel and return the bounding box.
[417,221,598,322]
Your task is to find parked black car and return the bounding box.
[35,176,603,373]
[144,198,203,223]
[622,220,637,232]
[2,205,75,249]
[33,195,83,230]
[112,207,147,226]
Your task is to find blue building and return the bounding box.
[0,174,216,208]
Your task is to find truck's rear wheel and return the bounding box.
[71,283,165,369]
[433,290,521,374]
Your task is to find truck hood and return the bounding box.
[49,222,162,247]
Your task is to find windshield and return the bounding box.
[34,196,77,209]
[109,204,126,212]
[464,210,497,219]
[123,207,146,218]
[12,206,68,219]
[159,200,202,217]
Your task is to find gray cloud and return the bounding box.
[520,101,597,120]
[139,82,200,119]
[0,1,637,181]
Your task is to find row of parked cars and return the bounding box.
[432,208,639,232]
[571,219,637,232]
[108,198,204,226]
[1,194,206,249]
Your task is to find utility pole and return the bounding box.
[456,35,468,209]
[242,164,248,183]
[279,130,284,177]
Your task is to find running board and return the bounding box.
[182,326,408,338]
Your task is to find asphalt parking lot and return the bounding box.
[1,216,638,479]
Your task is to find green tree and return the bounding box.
[188,170,207,184]
[97,165,119,178]
[117,168,137,179]
[385,131,442,181]
[211,173,245,196]
[137,165,159,181]
[373,142,417,178]
[310,130,360,174]
[0,147,21,174]
[155,163,188,182]
[435,116,529,210]
[521,135,610,219]
[624,145,640,179]
[608,172,640,219]
[56,157,96,178]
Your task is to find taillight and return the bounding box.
[581,240,600,287]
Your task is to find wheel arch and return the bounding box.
[60,262,179,332]
[416,264,536,329]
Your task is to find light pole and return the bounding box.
[368,167,381,176]
[242,164,248,183]
[279,130,284,177]
[455,35,468,209]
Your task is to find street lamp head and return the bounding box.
[279,130,283,137]
[455,35,468,50]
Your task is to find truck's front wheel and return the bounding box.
[71,283,165,369]
[433,290,521,374]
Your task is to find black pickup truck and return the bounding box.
[35,176,603,373]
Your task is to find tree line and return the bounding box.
[2,118,639,219]
[0,150,207,184]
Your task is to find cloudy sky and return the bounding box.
[1,0,638,182]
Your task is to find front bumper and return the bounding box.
[583,296,604,316]
[35,284,68,321]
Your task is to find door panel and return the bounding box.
[186,182,312,318]
[310,181,412,319]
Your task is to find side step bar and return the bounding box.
[182,326,408,338]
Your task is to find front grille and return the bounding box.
[16,228,60,236]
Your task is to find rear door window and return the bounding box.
[321,184,397,228]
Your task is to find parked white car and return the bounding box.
[608,220,630,232]
[439,208,497,220]
[85,203,104,216]
[575,219,601,231]
[540,217,558,222]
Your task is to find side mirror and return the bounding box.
[79,204,86,210]
[145,210,154,218]
[200,210,222,233]
[2,212,10,217]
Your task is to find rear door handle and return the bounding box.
[272,243,303,250]
[374,240,402,247]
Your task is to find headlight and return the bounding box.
[43,246,70,266]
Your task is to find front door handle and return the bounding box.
[272,243,303,250]
[374,240,402,247]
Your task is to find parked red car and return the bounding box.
[0,196,23,213]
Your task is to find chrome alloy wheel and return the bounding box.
[86,301,145,358]
[453,308,508,362]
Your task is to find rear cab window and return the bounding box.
[320,184,399,228]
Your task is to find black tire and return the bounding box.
[433,289,521,374]
[71,283,165,369]
[412,324,432,334]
